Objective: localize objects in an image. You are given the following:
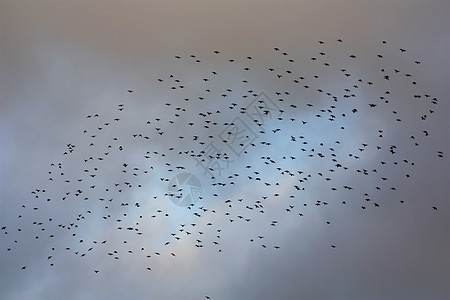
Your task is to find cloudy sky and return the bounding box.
[1,1,449,300]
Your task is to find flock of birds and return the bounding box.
[1,38,445,299]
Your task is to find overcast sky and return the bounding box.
[1,1,449,300]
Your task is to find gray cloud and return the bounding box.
[1,1,449,300]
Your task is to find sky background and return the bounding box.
[1,1,449,300]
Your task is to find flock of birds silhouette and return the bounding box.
[1,38,444,299]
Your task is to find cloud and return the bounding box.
[1,1,449,300]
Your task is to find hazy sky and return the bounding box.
[1,1,449,300]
